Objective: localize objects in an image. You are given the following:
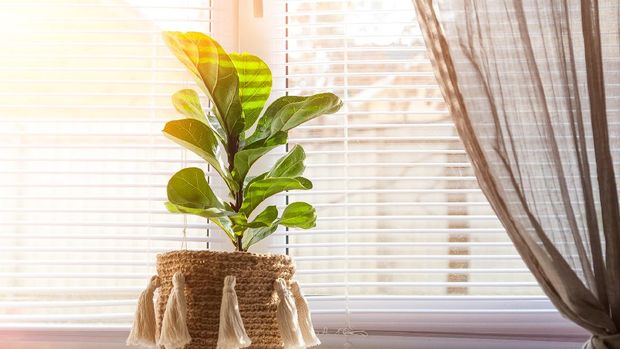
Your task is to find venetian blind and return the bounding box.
[0,0,571,336]
[0,0,216,327]
[274,0,556,333]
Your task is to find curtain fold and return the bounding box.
[412,1,620,348]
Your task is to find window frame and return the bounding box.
[0,0,587,343]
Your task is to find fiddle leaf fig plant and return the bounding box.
[162,32,342,252]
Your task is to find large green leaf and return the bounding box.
[232,131,287,184]
[241,177,312,216]
[230,53,272,130]
[271,93,342,132]
[166,167,236,240]
[166,203,236,241]
[242,144,305,190]
[166,167,225,209]
[163,31,244,141]
[247,205,278,228]
[228,206,280,236]
[163,119,237,191]
[165,202,231,219]
[229,213,248,235]
[248,93,342,143]
[268,145,306,178]
[246,96,304,144]
[280,202,316,229]
[242,224,279,250]
[240,202,314,249]
[171,89,225,142]
[244,172,267,189]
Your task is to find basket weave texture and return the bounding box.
[156,250,295,349]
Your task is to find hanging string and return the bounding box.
[179,2,192,251]
[146,13,158,276]
[181,224,188,250]
[181,137,188,250]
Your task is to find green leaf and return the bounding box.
[230,52,272,130]
[241,177,312,216]
[244,172,267,189]
[239,202,315,250]
[165,202,231,218]
[247,206,278,228]
[163,119,237,192]
[268,145,306,178]
[166,167,225,210]
[242,224,279,250]
[229,205,277,236]
[171,89,226,142]
[165,168,236,242]
[232,131,287,184]
[163,31,244,141]
[242,144,305,190]
[280,202,316,229]
[229,213,248,235]
[248,93,342,143]
[247,96,304,144]
[166,202,235,241]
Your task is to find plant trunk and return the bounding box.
[236,235,244,252]
[228,135,245,252]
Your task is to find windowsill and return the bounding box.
[0,298,589,348]
[309,296,588,337]
[0,328,589,349]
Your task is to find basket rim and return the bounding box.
[156,249,292,262]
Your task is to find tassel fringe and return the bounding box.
[274,278,305,349]
[127,275,160,348]
[217,275,251,349]
[159,272,191,349]
[291,281,321,347]
[128,275,317,349]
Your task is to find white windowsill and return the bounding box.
[0,327,588,349]
[0,298,589,348]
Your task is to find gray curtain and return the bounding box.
[412,0,620,348]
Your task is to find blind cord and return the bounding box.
[182,0,191,252]
[147,19,157,274]
[342,1,352,346]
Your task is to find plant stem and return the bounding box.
[236,235,243,252]
[233,189,244,251]
[227,134,245,252]
[227,136,238,173]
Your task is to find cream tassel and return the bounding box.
[127,275,160,347]
[217,275,251,349]
[159,272,191,349]
[274,278,305,349]
[290,281,320,347]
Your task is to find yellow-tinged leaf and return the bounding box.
[230,52,272,130]
[163,31,244,141]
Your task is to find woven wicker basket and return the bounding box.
[156,250,295,349]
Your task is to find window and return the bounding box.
[0,0,580,340]
[0,0,214,327]
[274,0,568,334]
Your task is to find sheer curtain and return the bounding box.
[412,0,620,348]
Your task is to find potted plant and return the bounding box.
[138,32,341,349]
